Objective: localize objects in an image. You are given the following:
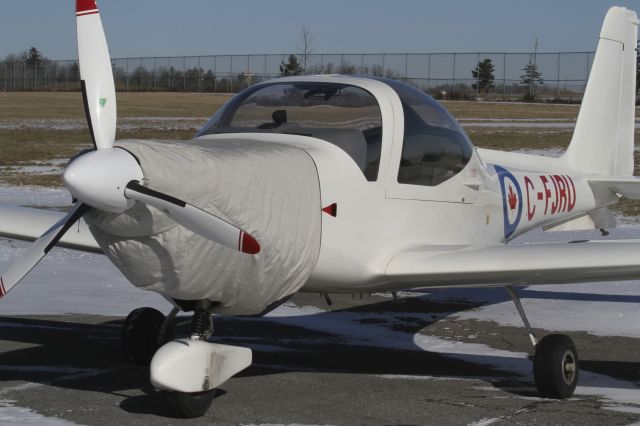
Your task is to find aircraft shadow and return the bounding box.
[0,293,638,417]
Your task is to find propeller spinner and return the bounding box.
[0,0,259,299]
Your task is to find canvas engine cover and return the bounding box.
[85,139,321,316]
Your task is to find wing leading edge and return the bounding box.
[0,204,100,253]
[386,240,640,288]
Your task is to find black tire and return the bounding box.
[533,334,579,399]
[164,390,216,418]
[121,307,165,365]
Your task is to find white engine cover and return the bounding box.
[150,340,252,393]
[85,139,322,315]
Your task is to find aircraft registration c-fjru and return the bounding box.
[0,1,638,418]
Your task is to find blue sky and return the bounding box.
[1,1,639,60]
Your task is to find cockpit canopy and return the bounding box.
[197,78,473,186]
[197,82,383,181]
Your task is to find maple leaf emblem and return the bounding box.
[508,185,517,210]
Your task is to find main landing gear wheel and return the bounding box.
[121,307,165,365]
[533,334,579,399]
[163,390,217,419]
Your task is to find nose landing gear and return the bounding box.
[122,302,252,418]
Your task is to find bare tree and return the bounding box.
[297,26,315,73]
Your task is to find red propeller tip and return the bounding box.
[76,0,98,14]
[240,232,261,255]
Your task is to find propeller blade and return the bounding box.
[76,0,116,150]
[124,182,260,255]
[0,203,90,299]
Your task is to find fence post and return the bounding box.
[502,53,506,101]
[426,54,431,91]
[556,52,560,99]
[475,53,480,99]
[452,53,456,99]
[405,54,408,79]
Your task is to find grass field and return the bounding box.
[0,91,638,215]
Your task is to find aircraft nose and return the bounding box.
[63,148,143,213]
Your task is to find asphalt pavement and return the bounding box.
[1,292,639,425]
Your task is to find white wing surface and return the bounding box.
[386,241,640,288]
[0,204,100,253]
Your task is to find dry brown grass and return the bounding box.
[0,92,232,119]
[443,101,580,120]
[1,92,640,218]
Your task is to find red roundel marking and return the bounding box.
[239,231,261,255]
[76,0,98,14]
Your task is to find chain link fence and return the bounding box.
[0,52,594,101]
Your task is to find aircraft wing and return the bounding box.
[386,240,640,288]
[0,204,100,253]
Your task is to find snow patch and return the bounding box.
[0,401,83,426]
[0,185,71,207]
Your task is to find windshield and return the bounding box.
[197,82,383,181]
[381,79,474,186]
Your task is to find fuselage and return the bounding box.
[196,75,605,293]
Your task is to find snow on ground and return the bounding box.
[0,185,171,316]
[512,147,565,157]
[433,225,640,338]
[0,238,170,316]
[0,402,81,426]
[0,118,206,132]
[264,299,640,414]
[461,122,640,129]
[0,185,71,208]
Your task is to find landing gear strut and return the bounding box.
[507,286,579,399]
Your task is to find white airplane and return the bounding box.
[0,1,639,418]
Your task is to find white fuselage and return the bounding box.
[198,76,604,294]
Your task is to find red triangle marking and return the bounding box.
[322,203,337,217]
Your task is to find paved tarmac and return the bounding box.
[1,292,639,425]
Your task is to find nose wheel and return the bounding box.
[121,307,166,365]
[506,286,579,399]
[125,301,251,419]
[163,389,218,419]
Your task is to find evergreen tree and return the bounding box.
[280,55,303,76]
[23,47,42,65]
[521,60,544,100]
[471,58,495,94]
